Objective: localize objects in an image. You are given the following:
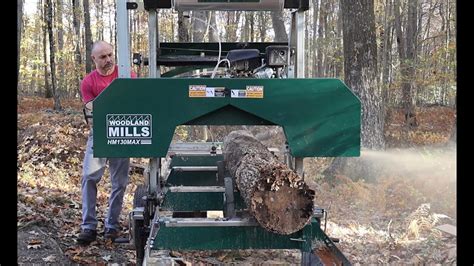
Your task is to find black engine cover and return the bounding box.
[226,49,261,71]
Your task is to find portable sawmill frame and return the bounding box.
[92,1,361,265]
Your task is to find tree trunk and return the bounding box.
[208,11,218,42]
[341,0,385,149]
[393,0,404,107]
[271,11,288,42]
[226,11,240,42]
[31,0,42,95]
[107,0,113,44]
[394,0,417,126]
[56,0,65,95]
[46,0,62,110]
[178,11,190,42]
[113,0,117,56]
[305,12,310,76]
[325,0,385,182]
[83,0,93,72]
[95,0,104,41]
[249,12,254,42]
[258,12,267,42]
[223,131,315,235]
[243,12,249,41]
[380,0,391,85]
[42,0,52,98]
[72,0,82,96]
[442,0,451,106]
[394,0,404,61]
[317,1,328,76]
[132,9,141,52]
[418,0,433,105]
[334,3,343,78]
[403,0,418,126]
[324,1,334,76]
[18,0,23,84]
[382,0,394,105]
[192,11,207,42]
[312,0,319,76]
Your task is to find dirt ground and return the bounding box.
[18,225,70,264]
[17,97,456,264]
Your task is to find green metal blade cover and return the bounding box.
[93,78,360,157]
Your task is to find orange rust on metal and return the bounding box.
[314,247,343,265]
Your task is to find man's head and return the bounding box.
[91,41,114,75]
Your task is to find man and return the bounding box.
[77,40,136,245]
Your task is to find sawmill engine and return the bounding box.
[226,49,265,78]
[225,45,290,78]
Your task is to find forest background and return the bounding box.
[17,0,457,264]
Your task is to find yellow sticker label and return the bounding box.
[246,86,264,98]
[189,85,207,97]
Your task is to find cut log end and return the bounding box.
[251,164,315,234]
[251,185,314,235]
[224,130,316,235]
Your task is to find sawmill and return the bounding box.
[91,0,361,264]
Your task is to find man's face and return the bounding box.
[92,44,114,74]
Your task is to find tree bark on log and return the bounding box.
[223,130,315,235]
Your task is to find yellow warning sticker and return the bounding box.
[189,85,207,97]
[246,85,264,98]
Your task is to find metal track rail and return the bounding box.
[171,166,217,172]
[160,217,258,227]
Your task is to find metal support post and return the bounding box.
[148,158,161,195]
[117,0,131,78]
[289,10,305,78]
[284,142,293,169]
[218,161,235,218]
[295,10,305,78]
[224,177,236,218]
[148,9,160,77]
[287,14,295,79]
[295,157,304,178]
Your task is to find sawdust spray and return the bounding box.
[358,142,456,218]
[359,142,456,182]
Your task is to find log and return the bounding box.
[223,130,315,235]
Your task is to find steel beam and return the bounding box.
[117,1,131,78]
[148,9,159,77]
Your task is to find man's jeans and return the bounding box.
[81,132,130,231]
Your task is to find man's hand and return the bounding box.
[85,101,93,112]
[84,101,93,125]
